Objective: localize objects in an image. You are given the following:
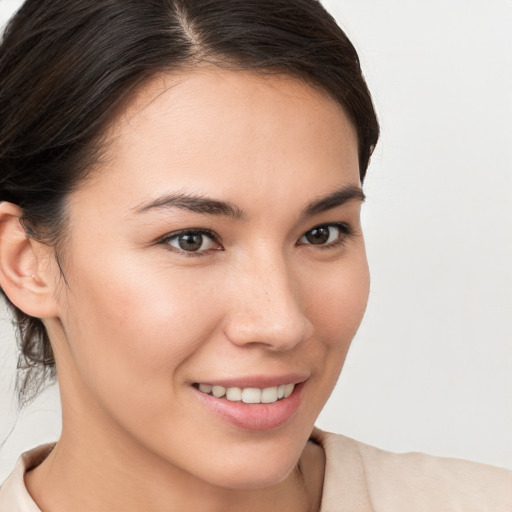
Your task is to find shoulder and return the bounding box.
[0,444,54,512]
[311,428,512,512]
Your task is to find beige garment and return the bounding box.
[0,430,511,511]
[310,429,512,511]
[0,443,51,512]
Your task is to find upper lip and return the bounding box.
[192,373,308,389]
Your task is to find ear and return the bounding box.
[0,201,60,318]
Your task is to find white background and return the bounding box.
[1,0,511,481]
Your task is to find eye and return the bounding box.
[298,223,351,247]
[163,229,220,254]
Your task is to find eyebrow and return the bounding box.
[134,192,245,219]
[301,185,365,218]
[134,185,364,219]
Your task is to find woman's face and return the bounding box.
[47,69,369,488]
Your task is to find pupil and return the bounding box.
[306,227,329,244]
[179,233,203,251]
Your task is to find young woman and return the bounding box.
[0,1,510,511]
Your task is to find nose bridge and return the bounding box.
[224,245,312,350]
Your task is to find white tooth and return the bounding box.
[242,388,262,404]
[212,385,226,398]
[277,384,286,399]
[283,383,295,398]
[226,387,242,401]
[261,387,278,404]
[199,384,213,394]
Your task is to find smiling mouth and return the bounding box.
[194,383,295,404]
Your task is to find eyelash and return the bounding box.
[159,222,354,257]
[297,222,354,250]
[160,228,221,258]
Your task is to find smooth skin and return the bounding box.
[0,69,369,512]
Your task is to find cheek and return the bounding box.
[303,251,370,390]
[59,253,224,415]
[307,253,370,341]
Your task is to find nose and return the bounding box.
[223,250,313,351]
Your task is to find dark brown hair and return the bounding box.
[0,0,379,406]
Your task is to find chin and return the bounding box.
[168,432,308,491]
[203,456,300,491]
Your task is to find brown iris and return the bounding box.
[304,226,331,245]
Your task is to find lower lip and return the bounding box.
[192,382,304,431]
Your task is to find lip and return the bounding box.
[193,373,308,389]
[192,378,306,431]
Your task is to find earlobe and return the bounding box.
[0,201,60,318]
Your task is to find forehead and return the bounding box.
[117,68,352,129]
[79,68,360,213]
